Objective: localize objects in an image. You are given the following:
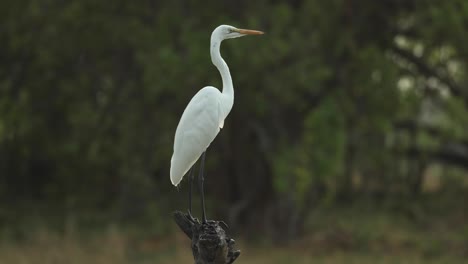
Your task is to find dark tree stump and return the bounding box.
[173,211,240,264]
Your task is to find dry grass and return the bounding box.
[0,225,127,264]
[0,226,465,264]
[0,200,466,264]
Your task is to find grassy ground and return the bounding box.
[0,199,466,264]
[0,229,465,264]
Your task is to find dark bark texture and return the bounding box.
[173,211,240,264]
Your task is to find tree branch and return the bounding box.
[173,211,240,264]
[402,145,468,170]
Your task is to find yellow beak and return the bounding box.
[235,28,264,35]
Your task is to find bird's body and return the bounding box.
[170,86,232,186]
[169,24,263,221]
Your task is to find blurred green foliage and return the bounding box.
[0,0,467,238]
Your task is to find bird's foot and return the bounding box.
[186,210,199,224]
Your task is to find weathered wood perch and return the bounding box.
[173,211,240,264]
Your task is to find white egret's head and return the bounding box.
[212,25,264,41]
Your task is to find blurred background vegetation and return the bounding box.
[1,0,468,263]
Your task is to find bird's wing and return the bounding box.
[218,102,225,129]
[170,87,223,186]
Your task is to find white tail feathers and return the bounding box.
[170,159,185,186]
[170,155,195,187]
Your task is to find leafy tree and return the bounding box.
[0,0,467,238]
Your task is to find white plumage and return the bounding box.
[170,87,225,186]
[170,25,263,187]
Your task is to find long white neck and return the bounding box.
[210,36,234,110]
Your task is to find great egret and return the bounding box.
[170,25,263,222]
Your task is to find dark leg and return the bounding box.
[187,167,194,217]
[198,151,207,223]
